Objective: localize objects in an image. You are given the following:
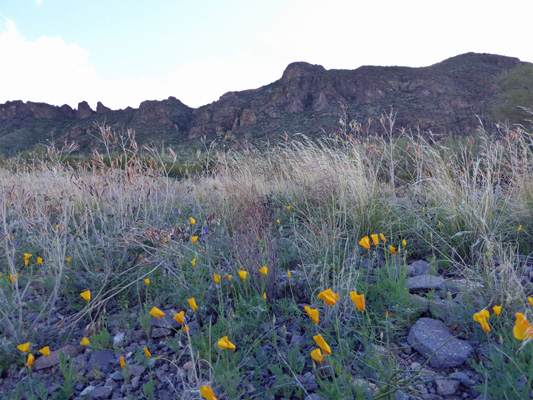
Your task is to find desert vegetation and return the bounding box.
[0,119,532,399]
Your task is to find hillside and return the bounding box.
[0,52,526,155]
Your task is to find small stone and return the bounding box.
[91,385,113,399]
[131,376,141,390]
[407,275,445,293]
[450,372,473,386]
[113,333,125,347]
[436,379,460,396]
[408,260,432,276]
[151,327,173,339]
[110,371,124,381]
[79,385,95,397]
[395,390,410,400]
[128,364,146,377]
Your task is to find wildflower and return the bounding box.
[371,234,379,246]
[190,236,199,243]
[493,305,502,316]
[384,310,393,318]
[379,233,386,242]
[287,270,291,279]
[199,386,218,400]
[438,221,442,227]
[513,313,533,340]
[55,224,59,229]
[188,297,197,311]
[143,346,152,358]
[223,274,233,280]
[191,258,196,266]
[144,278,150,285]
[389,246,396,255]
[350,291,365,311]
[318,288,340,306]
[422,207,426,212]
[149,307,165,318]
[528,297,533,307]
[519,225,522,231]
[182,325,189,333]
[65,257,71,262]
[17,343,30,353]
[473,309,491,332]
[214,273,221,283]
[217,336,236,350]
[263,292,267,300]
[310,348,324,363]
[276,219,280,224]
[38,346,50,356]
[259,266,268,276]
[23,253,32,260]
[313,334,331,355]
[287,206,291,211]
[174,311,185,324]
[190,217,196,225]
[80,290,91,302]
[80,337,90,346]
[402,239,407,246]
[304,305,319,323]
[238,270,247,281]
[358,236,371,250]
[24,259,29,266]
[26,353,34,367]
[163,236,168,242]
[9,274,19,283]
[120,356,125,368]
[37,257,42,265]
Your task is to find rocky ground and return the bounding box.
[0,260,523,399]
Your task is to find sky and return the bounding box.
[0,0,532,111]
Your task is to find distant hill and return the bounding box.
[0,52,528,155]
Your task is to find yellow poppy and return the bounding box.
[190,236,199,243]
[23,253,32,260]
[358,236,371,250]
[259,266,268,276]
[513,313,533,340]
[238,270,247,281]
[188,297,197,311]
[10,274,19,283]
[149,307,165,319]
[389,246,396,255]
[263,292,267,300]
[173,311,185,324]
[191,258,196,266]
[350,290,365,311]
[190,217,196,225]
[65,257,71,262]
[38,346,50,356]
[26,353,35,367]
[37,257,42,265]
[214,273,221,283]
[519,225,522,231]
[217,336,236,350]
[473,310,491,332]
[24,259,29,266]
[528,297,533,307]
[317,288,340,306]
[371,234,379,246]
[144,278,150,285]
[199,386,218,400]
[163,236,168,242]
[304,305,319,323]
[492,305,502,316]
[402,239,407,246]
[143,346,152,358]
[310,348,323,363]
[438,221,442,227]
[17,342,30,353]
[287,206,291,211]
[313,334,331,355]
[379,233,386,242]
[80,290,91,302]
[287,270,291,279]
[182,325,189,333]
[80,337,90,346]
[120,356,125,368]
[276,219,280,224]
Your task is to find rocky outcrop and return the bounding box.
[0,52,529,154]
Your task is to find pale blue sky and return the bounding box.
[1,0,532,109]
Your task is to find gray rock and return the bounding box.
[407,275,445,293]
[296,372,318,391]
[408,260,432,276]
[407,318,472,369]
[87,350,118,374]
[436,379,460,396]
[130,376,141,390]
[91,385,113,399]
[395,390,410,400]
[128,364,146,377]
[151,327,173,339]
[110,371,124,381]
[450,371,473,386]
[79,386,95,397]
[112,333,125,348]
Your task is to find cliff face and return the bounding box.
[0,53,526,154]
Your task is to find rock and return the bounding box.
[407,275,445,293]
[96,102,112,113]
[87,350,118,374]
[395,390,410,400]
[408,294,463,325]
[436,379,460,396]
[128,364,146,377]
[151,327,173,339]
[110,371,124,381]
[34,344,82,370]
[77,101,94,119]
[450,371,473,386]
[91,385,113,399]
[112,332,125,348]
[407,318,472,369]
[408,260,432,276]
[296,372,317,391]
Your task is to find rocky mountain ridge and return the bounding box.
[0,52,527,155]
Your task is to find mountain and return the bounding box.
[0,52,527,155]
